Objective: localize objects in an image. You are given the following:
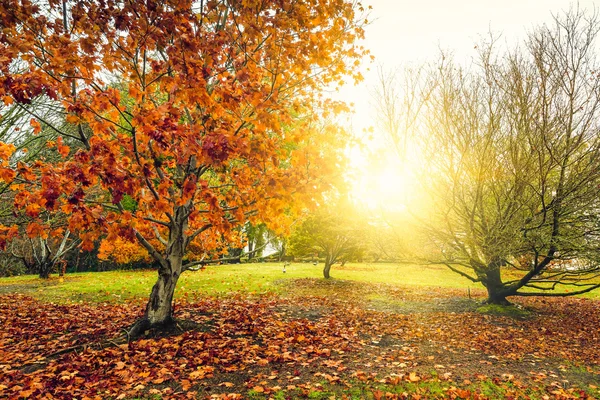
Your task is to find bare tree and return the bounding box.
[381,8,600,304]
[10,226,78,278]
[372,65,432,165]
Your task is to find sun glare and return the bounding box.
[350,149,415,211]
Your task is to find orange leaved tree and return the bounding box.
[0,0,366,333]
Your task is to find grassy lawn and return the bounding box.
[1,261,598,303]
[0,262,484,303]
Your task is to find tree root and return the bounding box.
[127,318,153,339]
[22,336,128,373]
[483,298,512,306]
[126,317,187,339]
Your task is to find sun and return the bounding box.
[374,167,409,199]
[350,147,415,211]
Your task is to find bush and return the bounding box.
[0,255,26,277]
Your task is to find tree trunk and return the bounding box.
[130,206,188,337]
[484,286,511,305]
[323,255,332,279]
[482,263,511,305]
[38,260,54,279]
[74,249,80,273]
[145,263,180,325]
[278,243,286,262]
[248,240,255,260]
[323,262,332,279]
[129,258,183,337]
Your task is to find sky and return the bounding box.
[344,0,599,207]
[343,0,599,132]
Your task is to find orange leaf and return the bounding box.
[58,143,70,156]
[25,203,42,218]
[0,167,16,182]
[26,222,48,239]
[0,142,16,160]
[66,114,79,124]
[30,118,41,134]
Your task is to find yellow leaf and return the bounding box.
[409,372,420,382]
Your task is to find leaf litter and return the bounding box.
[1,278,599,399]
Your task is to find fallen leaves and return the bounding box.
[0,293,359,399]
[1,282,600,399]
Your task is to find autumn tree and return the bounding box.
[9,220,78,278]
[384,9,600,304]
[0,0,367,333]
[98,236,153,267]
[289,199,366,278]
[0,78,82,278]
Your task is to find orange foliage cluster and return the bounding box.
[0,0,367,263]
[97,237,152,265]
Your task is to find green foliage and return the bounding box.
[289,198,368,277]
[244,223,268,260]
[120,195,137,212]
[0,255,25,277]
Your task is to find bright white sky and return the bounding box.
[344,0,598,208]
[346,0,598,131]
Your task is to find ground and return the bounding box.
[0,263,599,399]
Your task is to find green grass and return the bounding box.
[1,262,598,303]
[326,263,477,288]
[241,377,531,400]
[0,262,480,303]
